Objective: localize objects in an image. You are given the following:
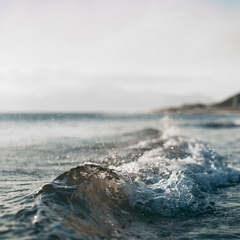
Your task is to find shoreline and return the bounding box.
[153,108,240,114]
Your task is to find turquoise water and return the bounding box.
[0,113,240,239]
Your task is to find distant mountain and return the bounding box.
[75,86,213,112]
[0,85,213,113]
[156,92,240,113]
[213,93,240,110]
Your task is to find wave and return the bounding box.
[201,120,240,129]
[30,128,240,238]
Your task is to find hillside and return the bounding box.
[213,93,240,110]
[155,93,240,113]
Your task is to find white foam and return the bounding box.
[113,135,240,215]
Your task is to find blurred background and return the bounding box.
[1,0,240,113]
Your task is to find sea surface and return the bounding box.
[0,112,240,239]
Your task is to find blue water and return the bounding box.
[0,112,240,239]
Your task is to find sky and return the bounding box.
[0,0,240,112]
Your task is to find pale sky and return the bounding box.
[0,0,240,112]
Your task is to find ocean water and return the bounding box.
[0,112,240,239]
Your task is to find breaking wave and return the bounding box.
[27,128,240,239]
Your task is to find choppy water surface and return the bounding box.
[0,113,240,239]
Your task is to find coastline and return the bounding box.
[153,92,240,114]
[153,108,240,114]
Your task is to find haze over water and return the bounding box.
[1,0,240,112]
